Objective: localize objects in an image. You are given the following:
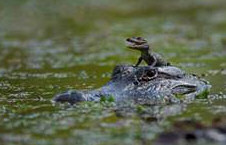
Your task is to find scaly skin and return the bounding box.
[53,65,211,105]
[125,37,170,67]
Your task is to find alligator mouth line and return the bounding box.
[125,40,147,50]
[125,41,137,48]
[172,85,197,95]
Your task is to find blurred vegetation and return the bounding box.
[0,0,225,145]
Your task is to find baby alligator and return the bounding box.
[126,37,170,67]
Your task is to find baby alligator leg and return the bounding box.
[135,57,143,67]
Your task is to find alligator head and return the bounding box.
[53,65,211,105]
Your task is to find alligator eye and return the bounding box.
[137,68,158,82]
[146,69,157,78]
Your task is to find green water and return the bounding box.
[0,0,225,144]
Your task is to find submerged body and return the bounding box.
[53,65,211,105]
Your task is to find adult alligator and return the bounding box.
[53,65,211,105]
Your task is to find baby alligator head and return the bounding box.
[125,37,150,51]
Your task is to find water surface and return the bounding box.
[0,0,225,144]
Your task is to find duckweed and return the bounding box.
[0,0,225,145]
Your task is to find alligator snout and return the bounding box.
[53,90,85,104]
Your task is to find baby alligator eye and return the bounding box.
[126,38,133,42]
